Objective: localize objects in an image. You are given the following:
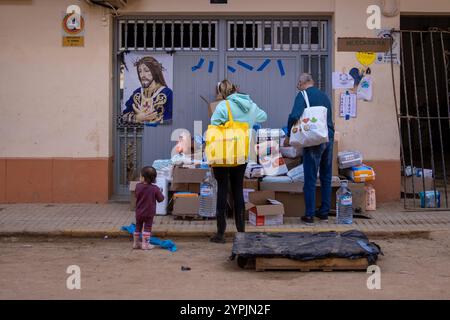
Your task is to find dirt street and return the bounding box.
[1,232,450,299]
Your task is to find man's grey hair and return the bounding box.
[299,73,314,84]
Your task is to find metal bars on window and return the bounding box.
[395,30,450,210]
[227,19,327,51]
[119,19,218,51]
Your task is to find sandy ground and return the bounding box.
[1,232,450,300]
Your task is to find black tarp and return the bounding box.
[231,230,382,265]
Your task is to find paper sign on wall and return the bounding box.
[332,72,355,89]
[375,29,400,64]
[357,76,373,101]
[339,93,357,119]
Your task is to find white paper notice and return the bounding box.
[339,93,357,119]
[375,29,400,65]
[332,72,355,89]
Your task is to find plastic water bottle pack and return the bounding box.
[336,180,353,224]
[199,170,217,218]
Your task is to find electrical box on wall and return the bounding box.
[211,0,228,4]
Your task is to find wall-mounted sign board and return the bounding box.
[62,6,85,47]
[337,38,390,52]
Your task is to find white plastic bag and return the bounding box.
[357,76,373,101]
[258,154,288,176]
[290,90,329,148]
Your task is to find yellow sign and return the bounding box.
[356,52,376,67]
[63,36,84,47]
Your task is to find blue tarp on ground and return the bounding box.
[121,223,177,252]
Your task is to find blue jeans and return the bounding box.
[302,140,334,218]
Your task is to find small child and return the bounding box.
[133,166,164,250]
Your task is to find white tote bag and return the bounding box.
[290,90,329,148]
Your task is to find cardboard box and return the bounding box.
[260,181,304,193]
[249,212,283,226]
[208,99,223,118]
[260,179,340,193]
[170,182,200,193]
[401,176,434,194]
[348,182,366,213]
[274,188,338,217]
[172,195,200,216]
[243,178,259,191]
[246,191,285,226]
[129,181,139,210]
[172,166,209,184]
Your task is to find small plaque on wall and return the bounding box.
[211,0,227,3]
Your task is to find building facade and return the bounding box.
[1,0,449,204]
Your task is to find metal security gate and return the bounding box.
[113,17,331,197]
[394,27,450,210]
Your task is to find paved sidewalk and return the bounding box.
[0,202,449,238]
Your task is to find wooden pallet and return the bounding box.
[254,257,369,272]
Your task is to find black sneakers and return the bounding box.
[301,216,315,225]
[210,234,226,244]
[315,209,329,222]
[316,214,329,222]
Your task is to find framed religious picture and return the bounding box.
[122,52,174,126]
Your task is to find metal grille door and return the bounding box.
[396,29,450,210]
[113,17,330,197]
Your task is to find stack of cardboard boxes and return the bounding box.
[170,166,209,217]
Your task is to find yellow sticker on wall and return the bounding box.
[356,52,376,67]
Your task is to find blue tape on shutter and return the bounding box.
[257,59,271,72]
[236,60,254,71]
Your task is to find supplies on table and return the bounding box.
[172,192,200,216]
[171,153,193,166]
[152,159,174,179]
[256,129,288,176]
[419,191,441,208]
[338,151,363,169]
[365,185,376,211]
[287,164,304,182]
[401,166,434,194]
[404,166,433,178]
[245,161,265,179]
[262,175,293,183]
[342,164,375,183]
[246,191,285,226]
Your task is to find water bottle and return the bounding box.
[336,180,353,224]
[199,171,217,218]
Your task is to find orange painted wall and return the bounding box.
[1,158,112,203]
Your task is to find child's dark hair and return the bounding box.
[141,166,157,184]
